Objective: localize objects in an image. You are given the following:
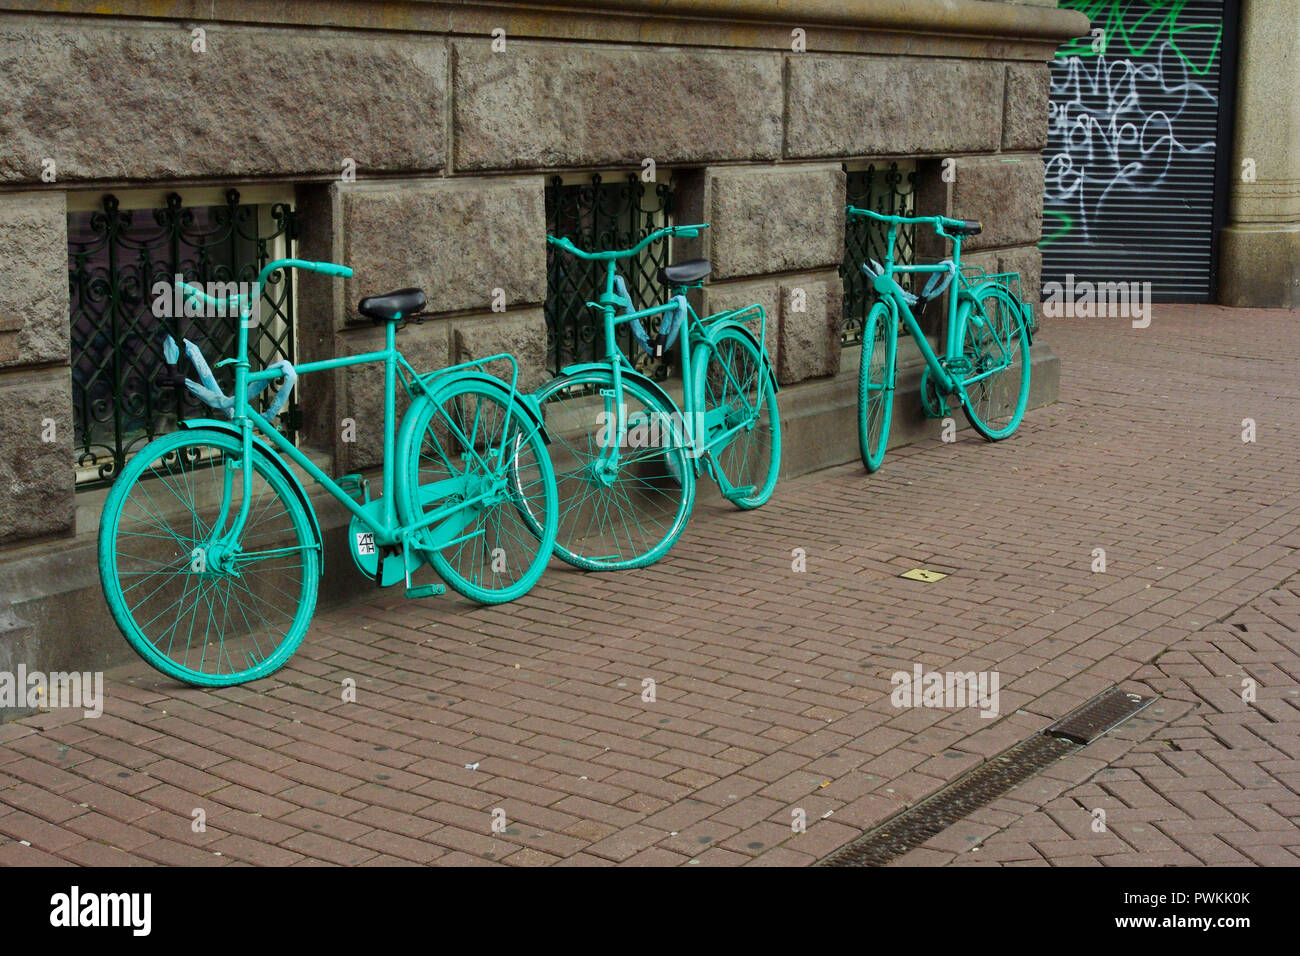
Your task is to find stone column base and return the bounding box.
[1218,225,1300,309]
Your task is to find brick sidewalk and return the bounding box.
[2,304,1298,866]
[908,581,1300,866]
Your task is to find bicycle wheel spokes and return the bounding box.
[533,370,694,571]
[959,285,1031,441]
[100,430,318,686]
[406,381,557,603]
[695,328,780,508]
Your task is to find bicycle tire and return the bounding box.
[690,326,781,508]
[858,301,897,472]
[957,283,1031,441]
[531,368,695,571]
[398,377,558,604]
[99,428,319,687]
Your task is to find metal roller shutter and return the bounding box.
[1042,0,1229,301]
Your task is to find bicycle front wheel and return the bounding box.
[857,301,896,472]
[690,326,780,509]
[98,428,319,687]
[533,368,695,571]
[400,378,558,604]
[958,283,1031,441]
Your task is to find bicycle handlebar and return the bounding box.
[177,258,353,311]
[845,205,972,237]
[546,223,709,261]
[168,258,351,420]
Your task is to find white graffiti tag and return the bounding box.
[1045,41,1216,242]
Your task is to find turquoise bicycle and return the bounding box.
[534,224,780,570]
[846,207,1033,471]
[98,259,558,687]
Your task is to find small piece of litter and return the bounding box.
[900,568,947,582]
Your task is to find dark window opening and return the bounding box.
[68,190,298,487]
[544,173,676,379]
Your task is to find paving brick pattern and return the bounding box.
[2,305,1298,866]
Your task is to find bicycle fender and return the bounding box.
[398,374,550,466]
[963,281,1035,346]
[556,362,682,420]
[556,361,699,469]
[176,418,324,562]
[441,371,548,444]
[699,321,779,395]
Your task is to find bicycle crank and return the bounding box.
[919,366,952,419]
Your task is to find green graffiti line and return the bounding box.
[1039,211,1074,248]
[1057,0,1222,75]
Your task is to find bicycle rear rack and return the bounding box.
[959,266,1037,336]
[959,264,1023,297]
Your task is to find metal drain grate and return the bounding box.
[1045,686,1155,744]
[819,686,1157,867]
[819,734,1075,867]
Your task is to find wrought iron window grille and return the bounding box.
[840,161,919,346]
[68,188,298,487]
[545,172,677,380]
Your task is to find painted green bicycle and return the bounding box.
[532,224,780,570]
[846,206,1034,471]
[98,259,558,687]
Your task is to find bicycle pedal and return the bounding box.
[404,583,445,600]
[338,473,370,505]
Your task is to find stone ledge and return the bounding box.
[0,2,1088,57]
[1218,226,1300,310]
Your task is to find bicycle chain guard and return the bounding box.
[348,498,417,587]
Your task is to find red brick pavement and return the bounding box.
[2,304,1298,866]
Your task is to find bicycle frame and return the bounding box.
[552,225,772,475]
[848,207,995,398]
[176,260,533,564]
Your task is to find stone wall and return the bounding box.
[1219,0,1300,309]
[0,0,1084,549]
[0,192,73,545]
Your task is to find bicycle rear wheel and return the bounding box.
[690,326,780,509]
[532,368,695,571]
[957,283,1031,441]
[400,378,558,604]
[857,301,897,472]
[98,428,319,687]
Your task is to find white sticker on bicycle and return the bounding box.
[355,532,376,556]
